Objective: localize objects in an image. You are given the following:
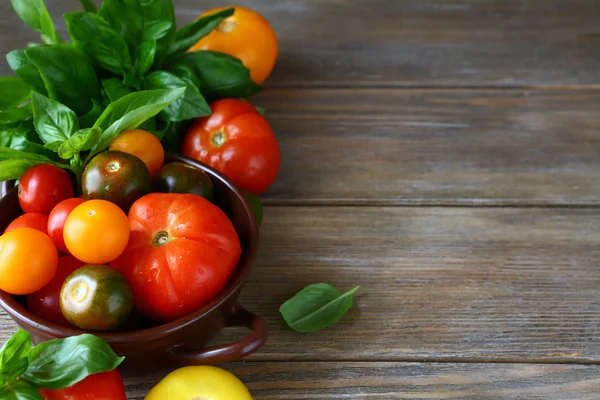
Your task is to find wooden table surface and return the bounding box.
[2,0,600,398]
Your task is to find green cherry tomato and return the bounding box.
[82,151,151,211]
[153,162,214,201]
[60,265,133,331]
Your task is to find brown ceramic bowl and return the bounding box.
[0,152,267,377]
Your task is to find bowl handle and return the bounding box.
[167,304,268,365]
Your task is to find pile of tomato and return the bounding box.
[0,96,278,331]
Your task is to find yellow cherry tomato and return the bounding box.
[145,366,253,400]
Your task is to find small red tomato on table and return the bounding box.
[182,99,280,195]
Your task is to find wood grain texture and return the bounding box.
[257,88,600,205]
[3,206,598,363]
[1,0,600,86]
[125,362,600,399]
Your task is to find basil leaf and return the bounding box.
[0,147,57,162]
[167,8,234,57]
[134,39,157,77]
[280,283,359,333]
[145,71,211,121]
[0,159,44,181]
[65,12,133,78]
[242,190,263,226]
[255,105,267,116]
[90,87,185,156]
[0,329,32,380]
[79,0,98,13]
[22,334,124,390]
[98,0,143,50]
[10,132,57,160]
[0,380,43,400]
[101,78,132,103]
[0,77,31,111]
[160,119,192,152]
[0,105,32,125]
[58,127,101,159]
[6,49,48,96]
[10,0,60,44]
[24,45,102,115]
[169,51,261,101]
[140,0,176,63]
[169,63,201,88]
[32,92,79,151]
[78,99,105,128]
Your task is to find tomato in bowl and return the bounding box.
[0,153,266,377]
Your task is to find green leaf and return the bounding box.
[10,132,57,160]
[24,45,102,115]
[0,104,32,125]
[58,127,101,159]
[134,39,157,78]
[0,147,57,162]
[254,105,267,116]
[79,0,97,13]
[6,49,48,96]
[169,51,261,101]
[0,380,43,400]
[242,190,263,226]
[168,8,234,57]
[101,78,132,103]
[32,92,79,151]
[65,12,133,78]
[98,0,143,50]
[279,283,359,333]
[78,99,105,128]
[0,159,44,181]
[160,119,192,152]
[0,329,32,381]
[10,0,60,44]
[140,0,176,63]
[0,77,31,111]
[145,71,211,121]
[22,334,124,390]
[89,87,185,157]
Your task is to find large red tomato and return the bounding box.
[18,164,74,214]
[39,370,127,400]
[111,193,241,322]
[27,255,85,325]
[182,99,280,195]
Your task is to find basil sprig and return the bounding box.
[0,329,124,399]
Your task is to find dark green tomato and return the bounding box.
[153,162,213,200]
[82,151,151,211]
[60,265,133,332]
[242,190,263,226]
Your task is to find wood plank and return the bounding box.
[125,362,600,399]
[1,0,600,86]
[256,88,600,205]
[2,206,600,363]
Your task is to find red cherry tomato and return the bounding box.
[111,193,242,322]
[182,99,280,195]
[5,213,48,234]
[26,255,85,325]
[39,369,127,400]
[47,198,87,253]
[18,164,74,214]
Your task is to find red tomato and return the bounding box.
[47,198,87,253]
[18,164,74,214]
[182,99,280,195]
[111,193,242,322]
[39,370,127,400]
[26,255,85,325]
[5,213,48,234]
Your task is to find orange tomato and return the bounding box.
[188,6,278,84]
[109,129,165,176]
[0,228,58,295]
[63,200,130,264]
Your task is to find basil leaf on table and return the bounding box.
[65,12,134,80]
[167,8,234,57]
[10,0,61,44]
[78,99,105,128]
[101,78,132,103]
[0,77,31,111]
[88,87,185,158]
[58,127,101,159]
[79,0,98,13]
[0,379,43,400]
[145,71,211,121]
[32,93,79,151]
[0,105,32,125]
[23,45,102,115]
[280,283,360,333]
[0,329,32,379]
[169,51,261,100]
[254,105,267,116]
[6,49,48,96]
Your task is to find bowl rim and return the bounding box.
[0,152,260,343]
